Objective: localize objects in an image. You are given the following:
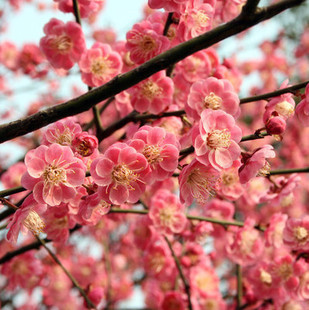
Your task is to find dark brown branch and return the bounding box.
[0,225,81,265]
[240,80,309,104]
[0,0,304,144]
[241,0,261,14]
[164,236,193,310]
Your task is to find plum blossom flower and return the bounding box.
[148,0,187,12]
[296,83,309,127]
[149,189,187,236]
[72,132,98,157]
[128,125,180,182]
[283,216,309,251]
[127,71,174,114]
[186,77,240,121]
[225,218,264,266]
[238,145,276,184]
[79,42,122,87]
[126,20,170,64]
[6,194,47,244]
[192,109,242,170]
[161,291,186,310]
[90,142,151,205]
[40,18,86,70]
[54,0,105,18]
[41,117,82,147]
[179,159,221,206]
[263,80,295,123]
[217,160,244,201]
[21,144,86,206]
[178,0,214,41]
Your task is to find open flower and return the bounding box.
[6,194,47,244]
[129,125,180,182]
[192,109,242,170]
[90,142,151,205]
[79,42,122,87]
[22,144,86,206]
[40,18,86,70]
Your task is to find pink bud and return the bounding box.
[265,115,286,135]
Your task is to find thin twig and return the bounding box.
[236,264,243,309]
[240,80,309,104]
[37,237,97,309]
[164,236,193,310]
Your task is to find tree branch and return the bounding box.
[37,237,97,309]
[0,0,304,143]
[240,80,309,104]
[164,236,193,310]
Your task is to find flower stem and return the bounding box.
[37,237,97,309]
[164,236,193,310]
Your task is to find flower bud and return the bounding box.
[265,115,286,135]
[72,132,98,157]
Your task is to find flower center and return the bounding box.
[143,145,162,165]
[187,168,218,204]
[51,34,72,54]
[221,171,237,186]
[207,129,231,149]
[195,271,216,292]
[257,161,271,177]
[141,81,162,100]
[275,101,294,118]
[204,92,222,110]
[112,164,139,189]
[23,210,45,235]
[139,35,157,52]
[294,226,309,243]
[159,207,175,227]
[91,57,111,77]
[260,270,272,286]
[276,263,293,280]
[51,127,73,146]
[150,253,165,273]
[193,10,210,28]
[43,165,66,185]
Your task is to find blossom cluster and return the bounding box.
[0,0,309,309]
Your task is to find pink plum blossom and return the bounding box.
[126,20,170,64]
[71,132,98,157]
[41,117,82,147]
[217,160,244,201]
[54,0,105,18]
[175,50,212,84]
[178,0,214,41]
[127,71,174,114]
[6,194,47,244]
[90,142,151,205]
[148,0,187,12]
[179,158,221,206]
[238,145,276,184]
[263,80,295,123]
[149,189,187,236]
[79,42,122,87]
[186,77,240,121]
[40,18,86,70]
[21,143,86,206]
[283,216,309,251]
[225,218,264,266]
[128,125,180,182]
[296,83,309,127]
[192,109,242,170]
